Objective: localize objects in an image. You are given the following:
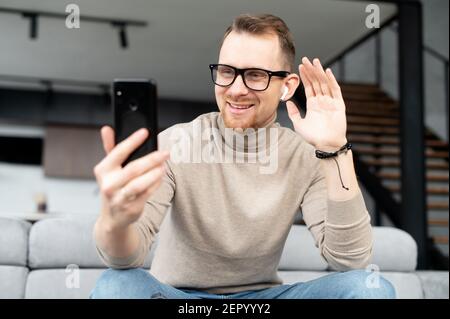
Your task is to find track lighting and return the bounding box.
[0,6,147,49]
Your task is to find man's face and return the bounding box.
[215,31,288,129]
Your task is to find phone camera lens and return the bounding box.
[129,100,138,111]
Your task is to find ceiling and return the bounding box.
[0,0,396,102]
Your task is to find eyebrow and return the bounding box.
[218,63,279,70]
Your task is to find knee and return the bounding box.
[342,270,396,299]
[90,268,159,299]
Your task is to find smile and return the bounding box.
[227,102,254,114]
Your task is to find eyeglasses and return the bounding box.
[209,64,290,91]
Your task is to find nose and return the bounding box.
[227,74,250,97]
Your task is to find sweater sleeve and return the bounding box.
[300,162,373,271]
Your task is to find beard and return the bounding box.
[220,100,258,129]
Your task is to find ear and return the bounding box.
[280,73,300,101]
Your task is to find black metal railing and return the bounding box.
[319,2,448,269]
[389,23,449,143]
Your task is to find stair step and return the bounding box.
[386,185,449,195]
[347,115,399,126]
[353,147,449,159]
[428,219,449,227]
[349,135,448,149]
[433,235,449,245]
[343,91,393,101]
[428,202,449,210]
[346,109,399,118]
[377,172,449,182]
[341,83,380,93]
[363,159,449,170]
[347,100,398,110]
[348,125,400,135]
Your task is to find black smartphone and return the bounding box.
[289,83,307,119]
[113,79,158,167]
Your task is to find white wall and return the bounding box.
[0,162,100,217]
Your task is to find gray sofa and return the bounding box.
[0,216,448,299]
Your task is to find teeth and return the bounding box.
[230,103,252,109]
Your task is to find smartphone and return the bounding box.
[113,79,158,167]
[289,83,307,119]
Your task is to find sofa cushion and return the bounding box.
[28,216,153,269]
[380,272,423,299]
[415,270,449,299]
[279,225,417,272]
[371,227,417,271]
[278,270,424,299]
[0,265,29,298]
[279,225,328,271]
[0,217,31,266]
[25,268,105,299]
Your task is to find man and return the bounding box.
[91,13,395,299]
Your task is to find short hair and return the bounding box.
[220,13,296,71]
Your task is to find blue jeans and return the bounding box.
[90,268,396,299]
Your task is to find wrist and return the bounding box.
[97,214,130,234]
[315,138,348,152]
[315,141,352,160]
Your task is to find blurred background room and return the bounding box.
[0,0,448,299]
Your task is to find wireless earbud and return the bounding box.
[280,86,288,101]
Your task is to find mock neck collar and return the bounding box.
[216,112,279,153]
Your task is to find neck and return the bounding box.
[217,112,279,153]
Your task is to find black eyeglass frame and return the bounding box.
[209,63,290,91]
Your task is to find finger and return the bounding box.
[302,57,322,96]
[313,58,332,97]
[141,177,164,201]
[100,126,115,155]
[121,165,166,200]
[122,150,170,182]
[122,176,164,210]
[325,68,343,100]
[102,128,149,169]
[286,100,303,128]
[299,65,314,99]
[99,150,169,197]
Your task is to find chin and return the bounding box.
[222,112,255,129]
[220,102,257,129]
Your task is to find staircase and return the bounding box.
[341,83,449,258]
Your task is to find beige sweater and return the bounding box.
[96,112,373,294]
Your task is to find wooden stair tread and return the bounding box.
[349,135,448,148]
[386,184,449,195]
[377,171,449,182]
[428,219,449,227]
[347,115,399,126]
[428,202,449,210]
[346,109,399,118]
[343,92,393,102]
[346,101,398,110]
[353,146,449,159]
[363,159,449,170]
[339,82,382,92]
[348,125,399,134]
[432,235,449,245]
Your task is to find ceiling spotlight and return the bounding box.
[112,22,128,49]
[22,12,38,39]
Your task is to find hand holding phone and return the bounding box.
[92,78,167,231]
[94,126,169,230]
